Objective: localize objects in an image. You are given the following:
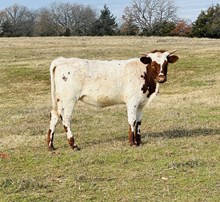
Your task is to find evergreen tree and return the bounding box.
[151,21,176,36]
[192,4,220,38]
[92,5,118,36]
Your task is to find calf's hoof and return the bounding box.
[68,137,80,151]
[48,143,56,151]
[72,145,81,151]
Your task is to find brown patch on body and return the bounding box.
[53,66,56,74]
[128,125,135,146]
[128,122,142,146]
[62,75,68,81]
[63,125,68,133]
[60,115,63,121]
[68,137,80,150]
[47,129,52,144]
[68,137,74,148]
[135,121,142,146]
[47,129,55,150]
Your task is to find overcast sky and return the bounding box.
[0,0,219,22]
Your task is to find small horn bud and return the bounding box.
[169,50,177,55]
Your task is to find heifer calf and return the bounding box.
[47,50,178,150]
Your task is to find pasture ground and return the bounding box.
[0,36,220,201]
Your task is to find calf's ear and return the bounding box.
[140,56,152,64]
[167,55,179,63]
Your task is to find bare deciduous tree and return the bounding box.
[34,8,58,36]
[50,2,97,36]
[0,3,105,37]
[122,0,177,35]
[0,4,35,36]
[120,7,139,35]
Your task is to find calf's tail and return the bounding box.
[50,60,57,111]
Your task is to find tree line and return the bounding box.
[0,0,220,38]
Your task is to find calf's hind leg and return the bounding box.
[62,98,80,150]
[47,110,59,150]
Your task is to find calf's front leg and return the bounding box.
[127,104,143,146]
[127,103,138,146]
[128,121,142,146]
[128,123,135,146]
[135,121,142,146]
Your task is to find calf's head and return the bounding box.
[140,50,179,83]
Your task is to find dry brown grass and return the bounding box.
[0,36,220,201]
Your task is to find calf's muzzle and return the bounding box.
[157,74,167,83]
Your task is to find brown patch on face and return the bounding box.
[162,60,168,76]
[156,60,168,83]
[140,50,177,95]
[57,98,60,102]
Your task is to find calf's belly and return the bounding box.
[79,94,124,107]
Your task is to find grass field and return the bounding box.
[0,36,220,202]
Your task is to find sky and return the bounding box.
[0,0,220,22]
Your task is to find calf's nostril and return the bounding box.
[157,76,166,83]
